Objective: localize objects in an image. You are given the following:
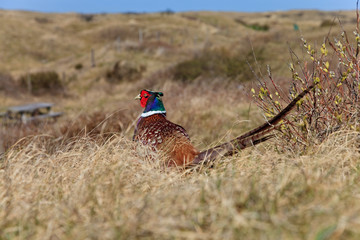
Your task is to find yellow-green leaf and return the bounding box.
[324,61,329,69]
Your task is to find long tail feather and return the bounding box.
[192,83,316,165]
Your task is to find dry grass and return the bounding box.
[3,76,360,238]
[1,77,360,239]
[1,8,360,240]
[1,131,360,239]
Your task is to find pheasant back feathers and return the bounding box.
[133,90,199,166]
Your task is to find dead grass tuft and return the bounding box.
[1,8,360,240]
[105,61,146,84]
[18,71,65,96]
[0,110,133,153]
[1,131,360,239]
[58,110,132,143]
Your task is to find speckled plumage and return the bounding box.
[133,90,199,166]
[134,114,189,145]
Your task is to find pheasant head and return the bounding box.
[135,90,166,118]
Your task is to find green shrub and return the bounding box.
[19,71,64,95]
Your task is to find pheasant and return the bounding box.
[133,85,315,167]
[133,90,199,166]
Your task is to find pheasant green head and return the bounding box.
[135,89,166,117]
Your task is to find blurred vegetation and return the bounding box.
[160,9,175,15]
[78,14,95,22]
[320,19,337,27]
[235,18,270,31]
[96,26,138,42]
[0,72,19,95]
[0,110,132,152]
[34,17,51,24]
[105,61,146,84]
[252,18,360,152]
[58,110,132,144]
[19,71,65,95]
[74,63,83,70]
[0,9,360,240]
[173,47,265,82]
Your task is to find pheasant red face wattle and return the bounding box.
[139,90,150,108]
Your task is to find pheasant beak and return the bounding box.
[134,94,141,100]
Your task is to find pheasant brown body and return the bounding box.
[134,85,316,167]
[133,90,199,166]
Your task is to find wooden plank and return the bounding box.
[8,103,54,113]
[26,112,63,122]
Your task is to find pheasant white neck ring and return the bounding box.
[141,110,166,117]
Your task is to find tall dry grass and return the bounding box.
[1,8,360,240]
[1,131,360,239]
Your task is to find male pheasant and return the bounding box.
[133,85,315,167]
[133,90,199,166]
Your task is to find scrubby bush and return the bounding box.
[74,63,83,70]
[0,72,18,95]
[160,9,175,15]
[105,61,146,84]
[34,17,51,24]
[248,23,269,31]
[252,16,360,151]
[79,14,95,22]
[173,57,205,82]
[320,19,337,27]
[235,19,270,31]
[19,71,64,95]
[173,47,265,82]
